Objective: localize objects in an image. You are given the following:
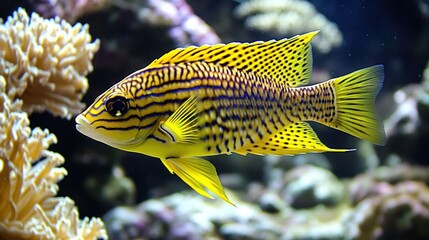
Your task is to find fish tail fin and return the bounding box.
[327,65,386,145]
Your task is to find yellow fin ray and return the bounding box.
[160,95,200,144]
[147,32,317,87]
[327,65,386,145]
[235,122,350,155]
[160,157,235,206]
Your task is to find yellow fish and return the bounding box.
[75,32,385,206]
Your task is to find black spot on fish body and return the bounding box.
[247,134,255,144]
[216,145,222,153]
[239,137,244,147]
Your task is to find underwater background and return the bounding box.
[1,0,429,239]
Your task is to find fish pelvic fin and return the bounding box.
[160,157,236,206]
[328,65,386,145]
[159,95,200,144]
[234,122,351,156]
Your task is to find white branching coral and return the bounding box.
[235,0,343,54]
[0,76,107,240]
[0,8,100,119]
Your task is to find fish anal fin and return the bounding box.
[147,32,317,87]
[160,157,236,206]
[160,95,200,144]
[233,149,248,156]
[235,122,351,156]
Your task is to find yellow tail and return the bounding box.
[327,65,386,145]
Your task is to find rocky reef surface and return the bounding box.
[103,162,429,240]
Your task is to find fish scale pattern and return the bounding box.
[286,82,337,124]
[139,61,285,154]
[109,61,338,155]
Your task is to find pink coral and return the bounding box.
[31,0,220,47]
[31,0,109,22]
[134,0,220,46]
[345,181,429,240]
[349,164,429,205]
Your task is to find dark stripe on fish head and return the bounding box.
[76,78,155,149]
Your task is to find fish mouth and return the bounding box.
[75,114,109,144]
[75,114,90,133]
[75,114,146,147]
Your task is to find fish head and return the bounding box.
[75,83,150,150]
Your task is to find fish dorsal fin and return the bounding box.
[234,122,351,156]
[160,95,200,144]
[160,157,236,206]
[147,32,317,87]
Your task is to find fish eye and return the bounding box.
[105,96,129,117]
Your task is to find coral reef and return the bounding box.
[278,165,344,209]
[345,164,429,239]
[31,0,220,47]
[30,0,109,23]
[423,61,429,89]
[0,7,107,239]
[349,164,429,205]
[2,1,426,239]
[0,8,100,119]
[103,192,282,239]
[113,0,220,46]
[102,163,351,240]
[345,181,429,240]
[103,190,352,240]
[103,161,429,239]
[235,0,343,53]
[381,63,429,164]
[383,85,421,140]
[0,76,107,239]
[419,61,429,121]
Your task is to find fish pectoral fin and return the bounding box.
[235,122,352,156]
[159,95,200,144]
[160,157,236,206]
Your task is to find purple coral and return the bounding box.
[349,164,429,205]
[30,0,108,22]
[31,0,220,46]
[345,181,429,240]
[136,0,220,46]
